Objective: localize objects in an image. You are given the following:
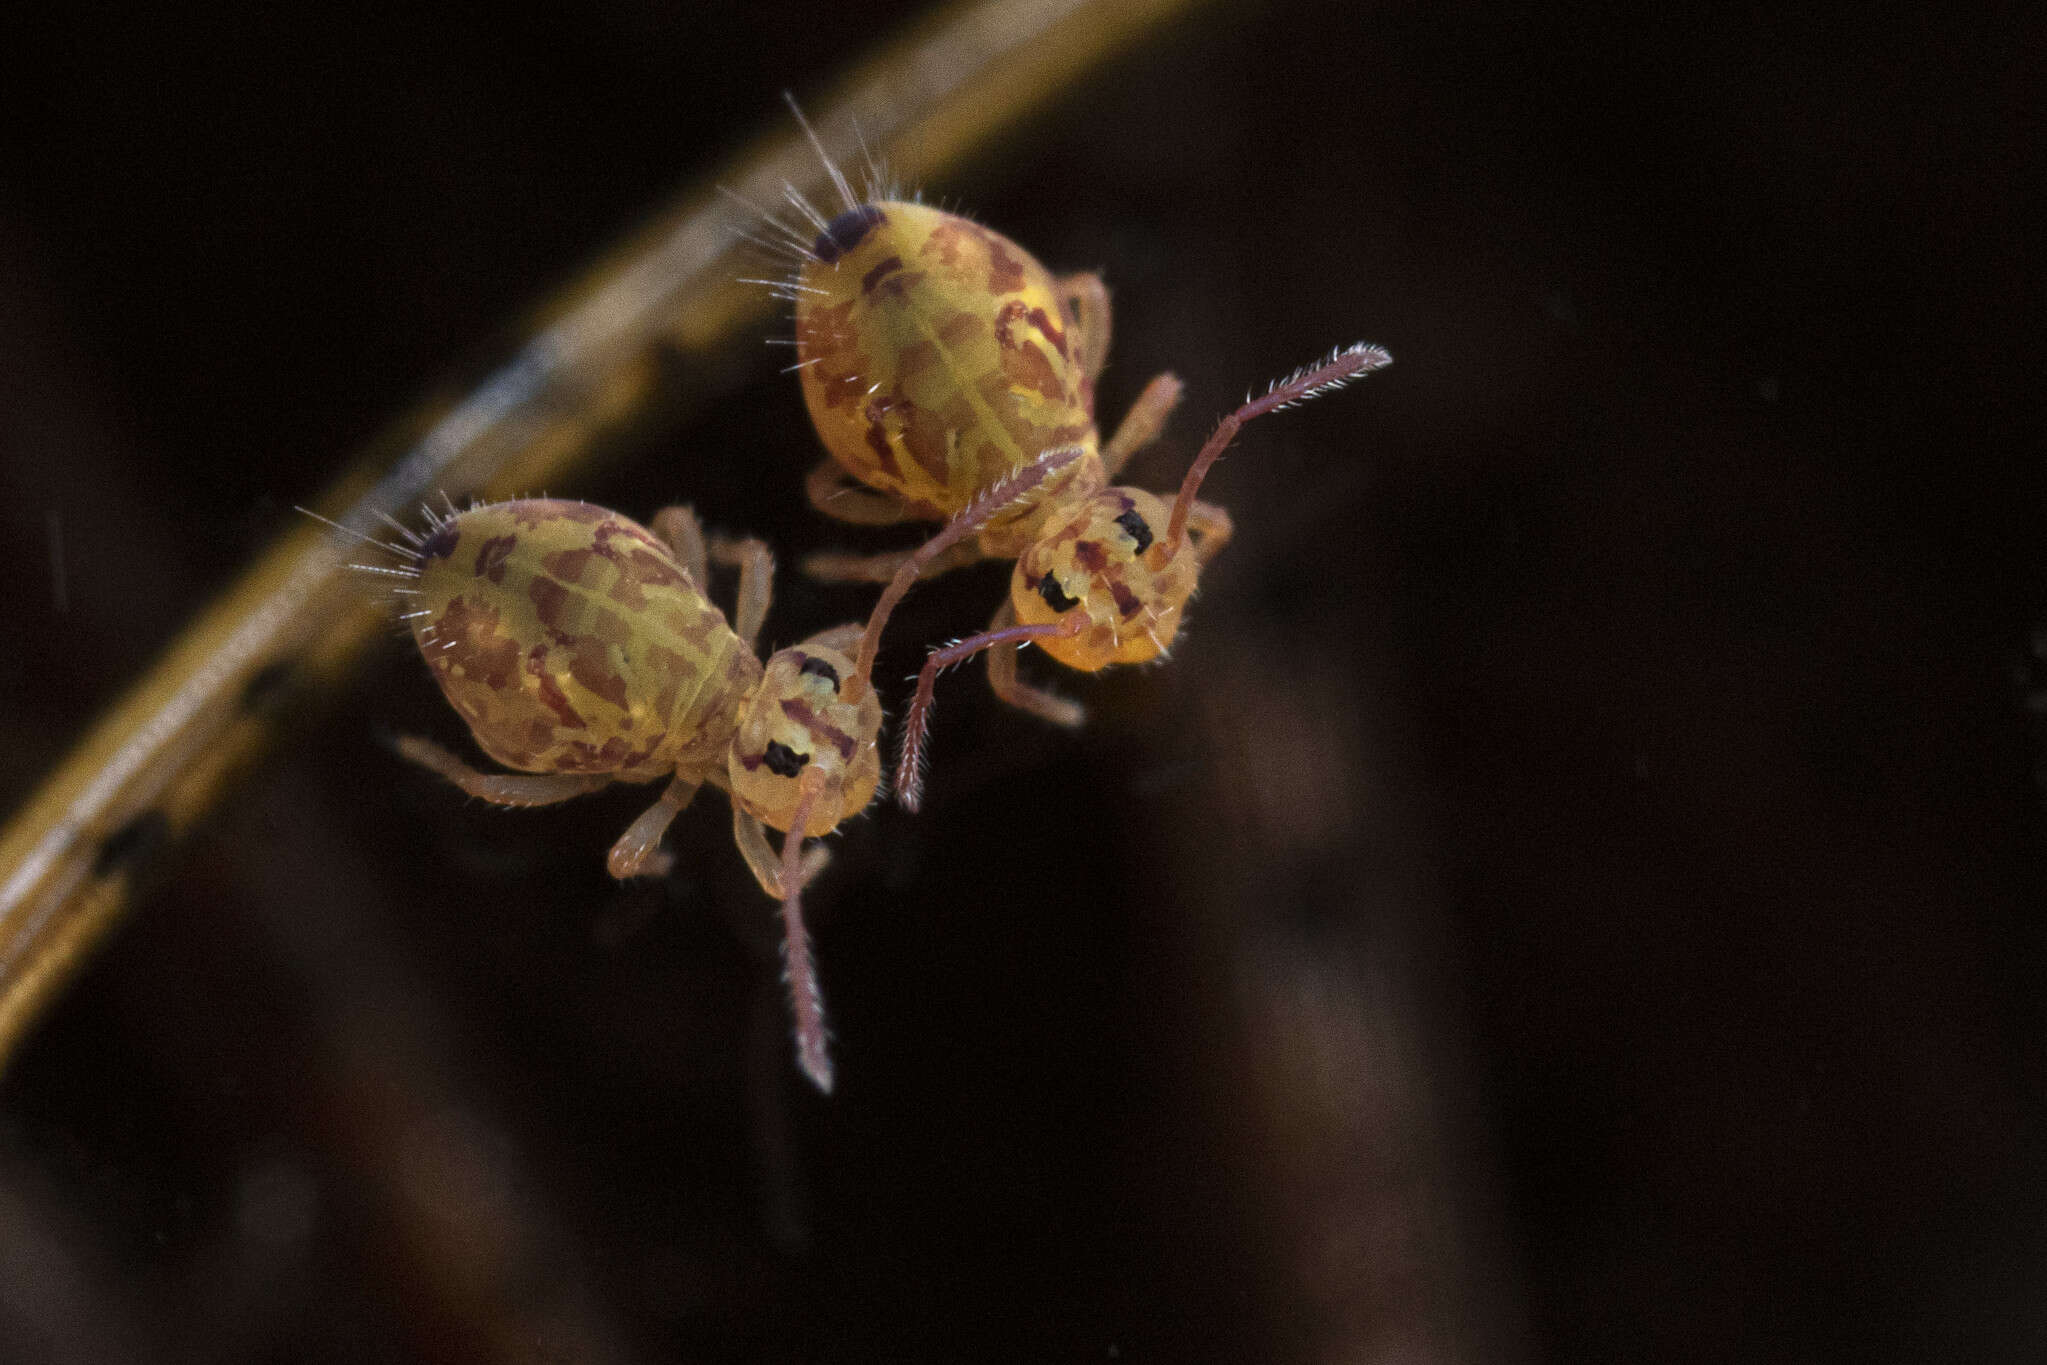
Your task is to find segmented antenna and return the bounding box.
[1165,342,1393,554]
[778,767,834,1093]
[842,445,1087,705]
[894,616,1085,812]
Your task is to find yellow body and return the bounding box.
[413,501,758,782]
[1010,487,1198,670]
[784,202,1381,696]
[791,201,1223,673]
[725,648,881,837]
[411,500,879,835]
[795,201,1106,555]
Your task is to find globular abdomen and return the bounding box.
[794,201,1101,533]
[409,500,760,780]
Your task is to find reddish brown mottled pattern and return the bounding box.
[984,238,1025,295]
[863,406,906,481]
[476,535,517,584]
[529,658,588,732]
[923,218,968,269]
[778,697,857,762]
[527,576,572,637]
[657,604,719,648]
[900,403,952,486]
[432,597,521,691]
[568,640,631,711]
[937,311,983,349]
[860,255,904,293]
[795,201,1106,532]
[800,299,865,412]
[1025,305,1068,359]
[413,500,757,781]
[1002,340,1066,403]
[541,546,593,586]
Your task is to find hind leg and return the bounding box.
[1102,372,1185,477]
[396,736,612,805]
[649,505,710,588]
[1054,271,1113,387]
[805,461,920,526]
[606,775,701,879]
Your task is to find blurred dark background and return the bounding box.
[3,0,2044,1360]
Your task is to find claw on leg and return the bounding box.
[607,775,700,879]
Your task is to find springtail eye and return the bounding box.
[812,205,885,264]
[798,656,841,691]
[1037,571,1081,613]
[763,740,811,777]
[1113,509,1153,555]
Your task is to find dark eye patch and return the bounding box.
[763,741,810,777]
[798,656,841,691]
[419,521,459,561]
[1113,509,1153,555]
[1037,571,1081,613]
[812,205,886,264]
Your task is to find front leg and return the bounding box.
[985,598,1085,728]
[395,735,612,806]
[732,808,832,900]
[606,774,700,879]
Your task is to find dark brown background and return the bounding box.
[2,0,2042,1360]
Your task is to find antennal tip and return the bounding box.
[1166,338,1392,550]
[778,768,836,1095]
[798,1043,835,1093]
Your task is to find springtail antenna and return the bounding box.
[895,616,1086,812]
[1165,342,1393,555]
[841,444,1087,705]
[779,767,834,1093]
